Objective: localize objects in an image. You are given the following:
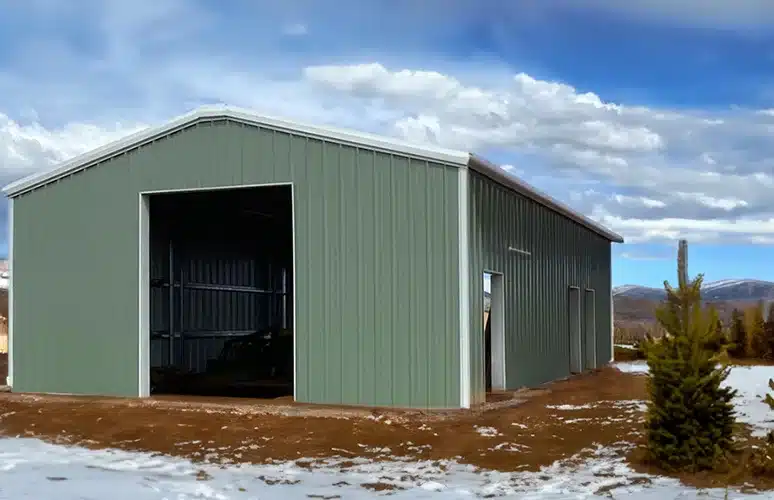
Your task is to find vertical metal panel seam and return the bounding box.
[424,163,432,407]
[371,149,378,405]
[389,154,397,406]
[355,147,363,402]
[443,169,450,405]
[337,143,345,402]
[407,159,414,407]
[304,136,312,401]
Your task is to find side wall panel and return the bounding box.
[467,171,612,404]
[12,120,461,408]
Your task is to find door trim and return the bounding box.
[138,182,296,399]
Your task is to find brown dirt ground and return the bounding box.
[1,364,771,492]
[613,346,641,362]
[0,366,647,475]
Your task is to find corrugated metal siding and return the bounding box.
[467,171,612,404]
[12,119,461,408]
[149,242,292,374]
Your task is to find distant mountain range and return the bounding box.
[613,279,774,302]
[613,279,774,326]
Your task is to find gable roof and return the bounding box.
[2,106,470,198]
[2,105,623,243]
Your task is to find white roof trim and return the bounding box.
[1,104,624,243]
[2,105,471,197]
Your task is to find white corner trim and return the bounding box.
[138,194,150,397]
[7,197,13,388]
[458,166,471,409]
[3,106,471,198]
[290,183,298,402]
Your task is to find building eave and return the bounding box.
[467,154,625,244]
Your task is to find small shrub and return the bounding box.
[643,241,737,473]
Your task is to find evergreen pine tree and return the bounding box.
[751,378,774,475]
[764,302,774,359]
[644,240,738,472]
[744,302,767,359]
[705,305,730,360]
[729,308,746,359]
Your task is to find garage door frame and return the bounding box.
[138,182,296,399]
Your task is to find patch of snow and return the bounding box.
[725,366,774,437]
[0,437,765,499]
[562,417,594,424]
[614,361,649,374]
[491,442,531,453]
[546,403,595,410]
[615,362,774,437]
[615,343,637,350]
[6,363,774,498]
[701,279,760,292]
[366,414,393,425]
[474,425,503,437]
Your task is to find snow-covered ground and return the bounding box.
[617,361,774,438]
[0,435,754,499]
[1,362,773,499]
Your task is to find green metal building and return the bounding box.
[3,106,623,409]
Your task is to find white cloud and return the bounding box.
[2,3,774,248]
[282,23,308,36]
[613,194,666,209]
[301,62,774,245]
[5,60,774,246]
[0,113,145,183]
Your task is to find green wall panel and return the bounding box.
[12,119,462,408]
[467,171,612,405]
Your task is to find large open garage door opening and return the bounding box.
[144,185,294,399]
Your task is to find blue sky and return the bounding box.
[1,0,774,287]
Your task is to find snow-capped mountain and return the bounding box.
[613,279,774,302]
[612,284,666,301]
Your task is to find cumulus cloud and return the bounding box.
[2,1,774,249]
[0,114,145,186]
[4,60,774,246]
[301,62,774,245]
